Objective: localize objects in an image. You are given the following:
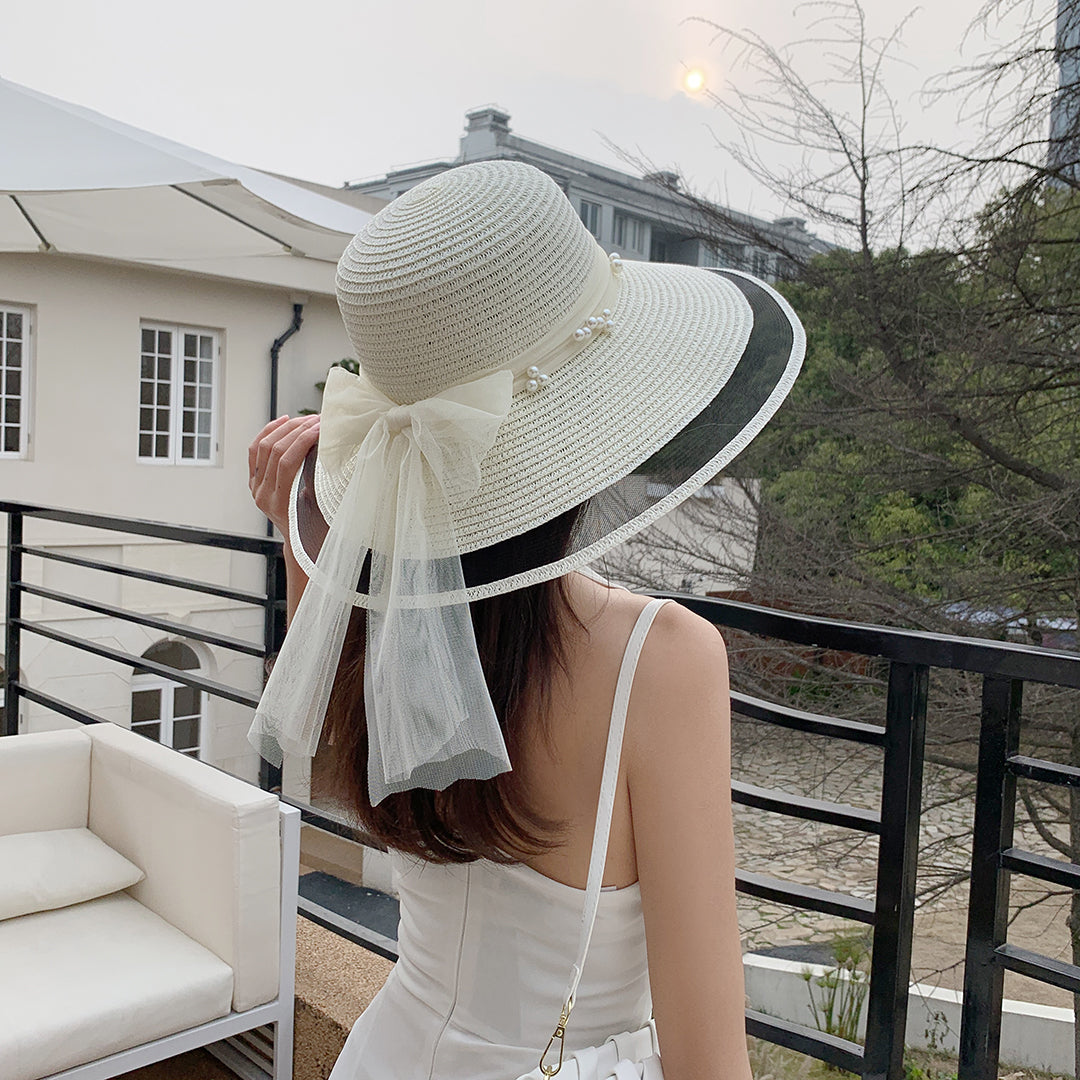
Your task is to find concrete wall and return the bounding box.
[743,954,1076,1076]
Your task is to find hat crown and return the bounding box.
[335,161,598,404]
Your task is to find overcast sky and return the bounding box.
[2,0,1035,220]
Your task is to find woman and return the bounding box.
[248,161,804,1080]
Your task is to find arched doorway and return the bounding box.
[130,641,204,758]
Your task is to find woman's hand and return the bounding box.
[248,414,320,536]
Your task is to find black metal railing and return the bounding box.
[3,499,1079,1080]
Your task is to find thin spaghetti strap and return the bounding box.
[560,597,673,1012]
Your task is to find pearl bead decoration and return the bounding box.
[525,372,551,393]
[570,304,615,347]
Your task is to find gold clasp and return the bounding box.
[538,999,574,1077]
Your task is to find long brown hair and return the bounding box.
[318,504,584,863]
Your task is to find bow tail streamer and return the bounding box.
[364,434,511,805]
[247,430,389,768]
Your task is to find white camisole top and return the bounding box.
[329,599,670,1080]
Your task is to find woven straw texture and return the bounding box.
[321,160,756,555]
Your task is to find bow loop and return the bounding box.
[248,363,516,805]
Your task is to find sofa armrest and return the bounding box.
[0,728,91,836]
[86,723,281,1013]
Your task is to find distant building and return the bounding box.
[1049,0,1080,182]
[345,107,827,281]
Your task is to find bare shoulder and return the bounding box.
[624,599,731,771]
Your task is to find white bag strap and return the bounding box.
[539,597,671,1077]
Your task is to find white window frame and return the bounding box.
[138,322,220,466]
[0,304,32,460]
[579,200,602,238]
[613,213,646,254]
[130,671,205,759]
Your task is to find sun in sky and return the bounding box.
[683,68,706,94]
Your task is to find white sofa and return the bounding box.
[0,724,299,1080]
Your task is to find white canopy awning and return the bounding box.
[0,78,374,292]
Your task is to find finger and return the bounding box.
[260,417,320,492]
[253,415,312,484]
[248,415,291,477]
[275,420,321,480]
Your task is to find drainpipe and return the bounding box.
[267,303,304,536]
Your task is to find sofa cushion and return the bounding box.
[0,892,234,1080]
[0,827,145,921]
[0,728,91,836]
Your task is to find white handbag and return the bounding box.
[515,600,669,1080]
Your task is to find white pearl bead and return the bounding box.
[582,326,592,337]
[602,309,612,318]
[526,378,539,392]
[527,365,539,378]
[538,373,550,384]
[605,319,615,330]
[574,328,586,341]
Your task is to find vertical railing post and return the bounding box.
[958,676,1022,1080]
[863,661,929,1080]
[258,545,287,791]
[4,508,23,737]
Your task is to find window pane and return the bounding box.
[184,384,195,408]
[156,407,170,430]
[182,434,195,458]
[172,716,199,751]
[6,341,20,368]
[184,359,196,382]
[133,722,161,743]
[198,386,211,410]
[182,411,195,434]
[141,356,154,379]
[155,434,168,457]
[184,333,197,357]
[139,433,152,457]
[5,400,19,425]
[197,411,210,435]
[141,328,154,351]
[197,435,211,459]
[157,330,172,352]
[6,370,20,395]
[4,428,17,453]
[140,382,153,405]
[198,361,212,384]
[199,335,213,360]
[157,383,170,405]
[173,684,199,718]
[157,356,170,380]
[6,312,22,337]
[139,407,153,431]
[132,688,162,723]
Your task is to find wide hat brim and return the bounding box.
[290,263,804,600]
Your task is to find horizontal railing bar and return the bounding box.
[16,684,107,727]
[732,780,881,833]
[736,869,876,924]
[1001,848,1080,890]
[1008,754,1080,788]
[0,500,281,555]
[17,546,271,607]
[744,1009,864,1073]
[731,690,886,746]
[996,943,1080,994]
[18,583,266,657]
[280,796,387,851]
[298,897,399,964]
[15,619,262,708]
[656,592,1080,688]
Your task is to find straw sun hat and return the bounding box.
[250,159,805,798]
